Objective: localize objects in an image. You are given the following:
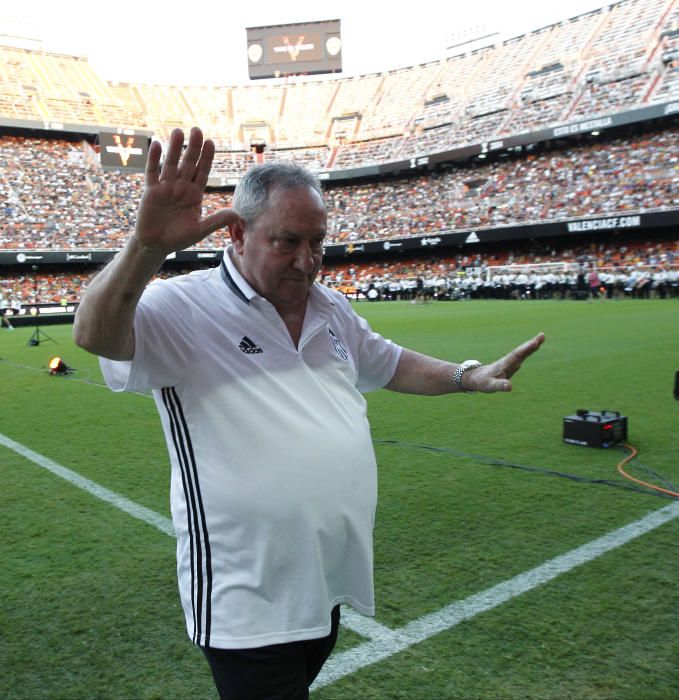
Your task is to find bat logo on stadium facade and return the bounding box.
[284,36,304,61]
[275,35,314,61]
[104,135,143,166]
[113,135,135,166]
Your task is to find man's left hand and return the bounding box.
[462,332,546,393]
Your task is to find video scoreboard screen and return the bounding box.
[99,132,149,171]
[246,19,342,80]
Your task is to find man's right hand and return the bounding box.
[74,126,238,360]
[135,126,238,254]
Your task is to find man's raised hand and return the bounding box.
[464,332,546,393]
[134,127,238,254]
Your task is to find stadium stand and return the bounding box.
[1,126,676,250]
[0,0,677,314]
[0,0,676,158]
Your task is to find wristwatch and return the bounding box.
[453,360,482,393]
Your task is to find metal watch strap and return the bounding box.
[453,360,482,393]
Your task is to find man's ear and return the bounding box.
[230,218,246,254]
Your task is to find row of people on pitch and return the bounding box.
[330,268,679,301]
[2,253,678,307]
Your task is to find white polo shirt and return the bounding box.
[100,248,402,649]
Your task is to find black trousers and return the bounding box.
[201,606,340,700]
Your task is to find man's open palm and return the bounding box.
[135,127,238,253]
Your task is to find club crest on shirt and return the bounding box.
[329,328,348,361]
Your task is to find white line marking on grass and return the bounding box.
[0,359,152,398]
[340,607,396,641]
[0,432,174,537]
[3,431,678,692]
[313,499,679,690]
[0,431,383,641]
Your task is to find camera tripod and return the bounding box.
[27,323,55,347]
[27,265,56,347]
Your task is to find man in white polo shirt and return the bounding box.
[74,127,544,700]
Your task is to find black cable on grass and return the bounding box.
[374,439,676,500]
[4,358,675,497]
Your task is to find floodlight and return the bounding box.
[48,357,71,375]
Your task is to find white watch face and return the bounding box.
[248,43,263,63]
[325,36,341,56]
[462,360,481,369]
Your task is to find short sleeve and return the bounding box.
[99,278,196,392]
[331,293,402,393]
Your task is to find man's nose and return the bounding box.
[292,241,316,273]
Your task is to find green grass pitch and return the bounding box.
[1,299,678,699]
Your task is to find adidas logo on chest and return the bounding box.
[237,330,349,359]
[238,336,263,354]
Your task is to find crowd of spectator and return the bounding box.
[2,1,676,332]
[1,127,677,251]
[322,125,679,244]
[0,271,85,307]
[0,136,139,250]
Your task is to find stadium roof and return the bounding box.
[1,0,610,86]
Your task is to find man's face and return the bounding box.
[233,185,327,314]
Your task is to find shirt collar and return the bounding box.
[220,244,336,315]
[220,245,257,304]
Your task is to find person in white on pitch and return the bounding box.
[73,126,545,700]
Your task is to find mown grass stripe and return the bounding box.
[0,430,376,641]
[0,431,175,537]
[3,431,678,692]
[313,500,679,689]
